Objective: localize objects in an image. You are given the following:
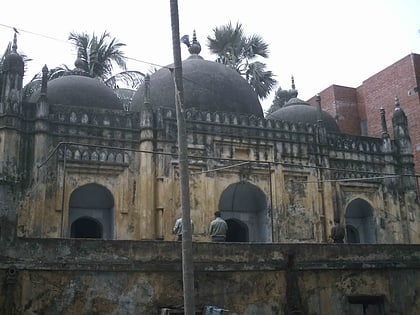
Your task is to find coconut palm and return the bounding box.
[207,22,276,99]
[68,31,145,89]
[68,31,126,79]
[29,31,144,90]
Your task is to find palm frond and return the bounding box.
[246,61,276,99]
[105,70,145,89]
[244,35,269,59]
[207,22,276,99]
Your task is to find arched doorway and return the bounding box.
[219,181,269,242]
[71,217,103,238]
[226,218,249,242]
[345,198,376,244]
[68,183,114,239]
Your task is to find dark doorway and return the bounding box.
[346,225,360,243]
[226,219,249,242]
[71,217,103,238]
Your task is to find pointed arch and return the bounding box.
[345,198,376,244]
[68,183,114,239]
[218,181,269,242]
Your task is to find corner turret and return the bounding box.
[0,33,24,114]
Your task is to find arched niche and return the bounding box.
[345,198,376,244]
[218,181,269,242]
[68,183,114,239]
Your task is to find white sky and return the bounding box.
[1,0,419,111]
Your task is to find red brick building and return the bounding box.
[308,53,420,177]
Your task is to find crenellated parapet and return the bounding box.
[57,144,130,166]
[48,105,139,129]
[327,133,391,180]
[327,133,384,154]
[41,105,141,146]
[159,107,318,142]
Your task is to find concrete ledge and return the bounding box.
[1,238,419,272]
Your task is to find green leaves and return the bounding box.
[28,31,144,91]
[207,21,276,99]
[68,31,127,80]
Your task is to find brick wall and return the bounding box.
[357,54,420,175]
[308,85,360,135]
[309,53,420,176]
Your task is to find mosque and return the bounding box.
[1,32,419,314]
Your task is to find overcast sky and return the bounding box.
[1,0,419,111]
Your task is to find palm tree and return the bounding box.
[29,31,144,90]
[207,22,276,99]
[68,31,124,78]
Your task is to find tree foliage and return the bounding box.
[265,86,295,115]
[68,31,127,80]
[207,22,276,100]
[29,31,144,90]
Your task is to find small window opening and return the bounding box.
[348,295,385,315]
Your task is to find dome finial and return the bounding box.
[290,76,298,98]
[188,30,201,55]
[73,48,89,76]
[12,32,18,53]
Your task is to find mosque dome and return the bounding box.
[266,81,340,133]
[131,33,263,117]
[25,74,123,110]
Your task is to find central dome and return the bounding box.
[132,55,263,117]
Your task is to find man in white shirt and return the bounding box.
[209,211,228,242]
[172,217,194,241]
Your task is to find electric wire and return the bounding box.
[0,23,169,70]
[0,22,261,106]
[37,141,420,181]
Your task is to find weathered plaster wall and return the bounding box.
[1,240,419,315]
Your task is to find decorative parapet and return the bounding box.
[57,144,130,166]
[327,133,384,154]
[161,107,318,141]
[327,134,391,180]
[48,105,140,130]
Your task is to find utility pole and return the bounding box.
[169,1,196,314]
